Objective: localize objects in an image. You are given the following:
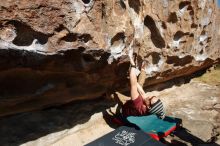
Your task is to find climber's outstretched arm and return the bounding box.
[137,83,146,98]
[129,56,139,101]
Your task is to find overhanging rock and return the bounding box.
[0,0,219,117]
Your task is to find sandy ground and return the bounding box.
[0,68,220,146]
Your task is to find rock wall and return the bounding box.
[0,0,219,117]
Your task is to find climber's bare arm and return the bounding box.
[137,83,146,98]
[129,55,139,100]
[130,66,139,100]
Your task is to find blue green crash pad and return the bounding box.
[127,115,180,139]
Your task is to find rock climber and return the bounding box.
[121,49,165,119]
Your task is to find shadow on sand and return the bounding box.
[0,66,217,146]
[0,97,115,146]
[167,126,220,146]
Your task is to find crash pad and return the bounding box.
[127,115,180,140]
[85,126,165,146]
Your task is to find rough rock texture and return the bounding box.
[0,0,219,117]
[0,78,219,146]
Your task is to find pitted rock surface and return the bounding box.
[0,0,219,117]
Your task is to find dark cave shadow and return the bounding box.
[102,92,139,130]
[0,46,116,145]
[102,92,124,129]
[0,49,217,146]
[0,97,115,146]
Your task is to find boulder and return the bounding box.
[0,0,219,117]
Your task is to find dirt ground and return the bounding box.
[0,66,220,146]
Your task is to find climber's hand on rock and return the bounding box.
[129,55,135,66]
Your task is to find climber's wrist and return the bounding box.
[130,64,136,68]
